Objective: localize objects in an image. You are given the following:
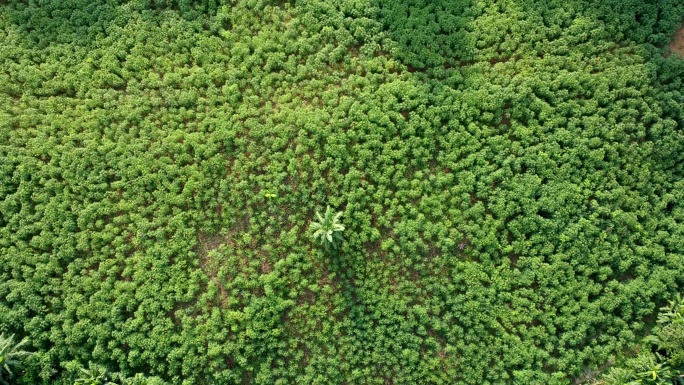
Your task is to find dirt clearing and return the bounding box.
[669,25,684,57]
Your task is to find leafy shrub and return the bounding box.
[74,362,166,385]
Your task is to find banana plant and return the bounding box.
[73,364,111,385]
[310,206,345,251]
[0,333,31,385]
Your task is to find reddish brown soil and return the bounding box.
[669,26,684,57]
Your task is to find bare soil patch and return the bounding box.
[669,26,684,57]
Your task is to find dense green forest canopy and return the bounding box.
[1,0,683,383]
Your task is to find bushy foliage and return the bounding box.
[73,362,166,385]
[0,0,683,383]
[601,295,684,384]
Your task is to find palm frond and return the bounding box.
[309,206,345,251]
[0,333,31,384]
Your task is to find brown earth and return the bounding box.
[669,26,684,57]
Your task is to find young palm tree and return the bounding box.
[0,333,31,385]
[74,363,110,385]
[310,206,345,251]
